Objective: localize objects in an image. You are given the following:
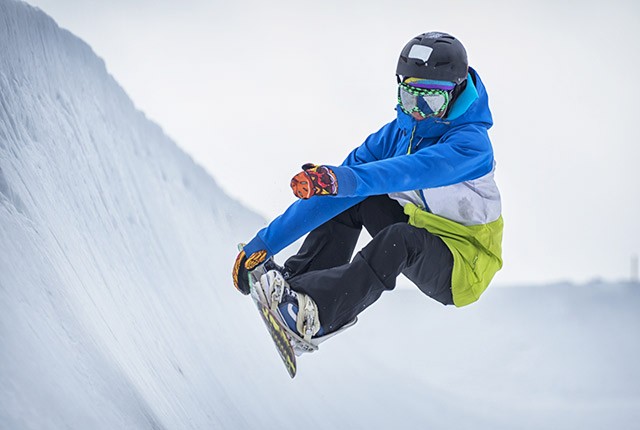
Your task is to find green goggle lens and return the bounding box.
[397,83,451,118]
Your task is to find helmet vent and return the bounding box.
[434,61,451,67]
[434,39,452,45]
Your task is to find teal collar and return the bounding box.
[445,73,478,120]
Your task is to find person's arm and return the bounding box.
[340,120,398,166]
[242,121,398,258]
[242,196,365,257]
[330,123,494,197]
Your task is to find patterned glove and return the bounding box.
[232,247,267,295]
[290,163,338,199]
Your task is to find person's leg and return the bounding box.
[283,195,408,277]
[289,222,453,333]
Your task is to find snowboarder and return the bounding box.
[233,32,503,352]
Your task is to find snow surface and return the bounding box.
[1,1,639,429]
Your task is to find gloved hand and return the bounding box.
[290,163,338,199]
[232,247,267,295]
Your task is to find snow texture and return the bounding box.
[1,0,639,429]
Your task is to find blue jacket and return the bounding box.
[243,67,495,259]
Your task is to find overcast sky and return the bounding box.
[24,0,640,285]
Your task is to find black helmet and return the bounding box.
[396,32,468,85]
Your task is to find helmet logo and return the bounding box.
[407,45,433,64]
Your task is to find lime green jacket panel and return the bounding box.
[404,203,504,307]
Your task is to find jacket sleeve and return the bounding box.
[340,121,397,166]
[242,196,365,257]
[330,123,494,197]
[242,121,397,258]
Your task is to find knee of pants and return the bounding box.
[377,222,419,243]
[375,222,437,263]
[367,223,414,254]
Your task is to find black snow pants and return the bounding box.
[283,195,454,334]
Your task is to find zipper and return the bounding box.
[405,124,431,212]
[407,124,417,154]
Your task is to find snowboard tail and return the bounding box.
[254,299,297,378]
[248,266,298,378]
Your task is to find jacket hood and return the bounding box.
[396,67,493,139]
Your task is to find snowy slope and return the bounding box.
[0,0,267,428]
[1,1,639,429]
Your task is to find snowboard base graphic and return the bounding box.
[252,296,297,378]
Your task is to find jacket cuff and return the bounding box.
[243,234,271,259]
[331,166,357,197]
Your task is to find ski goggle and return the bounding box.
[397,81,453,118]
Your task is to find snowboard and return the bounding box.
[253,294,298,378]
[248,268,298,378]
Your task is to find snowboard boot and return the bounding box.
[259,270,325,341]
